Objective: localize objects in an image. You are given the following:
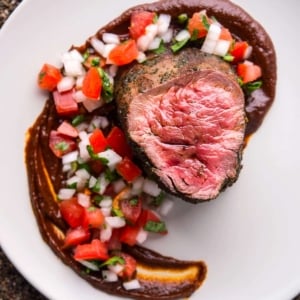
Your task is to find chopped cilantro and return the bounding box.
[153,40,166,54]
[93,195,104,205]
[98,68,113,103]
[144,220,167,233]
[91,57,100,66]
[129,198,139,206]
[171,38,189,53]
[71,114,85,126]
[54,141,69,151]
[243,80,263,93]
[151,192,165,207]
[100,256,125,268]
[201,15,210,30]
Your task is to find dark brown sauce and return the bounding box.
[25,0,276,299]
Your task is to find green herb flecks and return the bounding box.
[91,57,100,67]
[243,80,263,94]
[201,15,210,30]
[93,195,104,205]
[151,192,165,207]
[144,220,167,233]
[54,142,69,151]
[223,54,234,62]
[104,168,119,182]
[129,198,139,206]
[153,40,166,55]
[98,68,113,103]
[100,256,125,268]
[71,114,85,126]
[86,145,109,165]
[177,13,188,24]
[112,208,124,218]
[171,38,189,53]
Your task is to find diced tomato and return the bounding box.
[129,11,156,40]
[219,27,233,42]
[116,157,142,182]
[187,12,211,39]
[60,198,85,228]
[108,40,139,66]
[73,239,109,261]
[63,227,91,248]
[82,207,105,229]
[89,128,109,153]
[107,228,122,251]
[230,41,250,63]
[106,126,132,158]
[120,197,142,224]
[38,63,62,91]
[82,67,102,100]
[237,62,262,83]
[119,225,140,246]
[49,130,77,158]
[57,121,79,138]
[119,253,137,280]
[138,209,168,234]
[53,89,79,115]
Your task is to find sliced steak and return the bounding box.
[115,48,246,203]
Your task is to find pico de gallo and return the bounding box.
[37,9,263,290]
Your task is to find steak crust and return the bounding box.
[115,49,246,203]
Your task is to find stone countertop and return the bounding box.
[0,1,299,300]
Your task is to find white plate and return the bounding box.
[0,0,299,299]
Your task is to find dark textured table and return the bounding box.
[0,1,299,300]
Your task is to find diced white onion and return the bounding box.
[62,150,78,165]
[145,23,158,39]
[58,188,76,200]
[160,28,173,43]
[108,64,118,78]
[82,99,103,112]
[97,149,122,171]
[87,116,102,132]
[213,39,231,57]
[243,45,253,59]
[73,90,88,103]
[89,176,98,189]
[76,76,84,89]
[137,34,153,52]
[113,179,126,194]
[75,168,90,180]
[102,43,117,59]
[62,163,71,173]
[66,175,80,186]
[158,196,174,216]
[201,38,217,54]
[99,196,113,208]
[99,116,109,129]
[77,193,91,207]
[136,228,148,244]
[157,14,171,35]
[76,122,89,132]
[68,49,84,62]
[78,260,100,271]
[63,60,85,77]
[78,131,89,142]
[97,173,110,194]
[131,176,144,195]
[143,179,161,197]
[105,216,126,228]
[57,76,75,93]
[136,51,147,63]
[102,33,120,45]
[101,207,112,217]
[78,141,90,162]
[90,37,105,56]
[102,270,118,282]
[100,223,112,242]
[175,29,191,42]
[108,263,124,274]
[148,37,162,50]
[123,279,141,290]
[206,23,221,40]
